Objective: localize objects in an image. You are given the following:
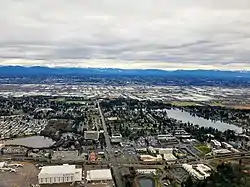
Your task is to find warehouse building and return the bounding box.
[86,169,113,182]
[182,164,211,180]
[38,164,82,185]
[211,140,221,148]
[158,148,177,163]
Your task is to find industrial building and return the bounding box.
[86,169,113,182]
[157,134,178,143]
[137,169,156,175]
[38,164,82,185]
[221,142,233,149]
[140,154,162,162]
[212,149,231,155]
[158,148,177,163]
[211,140,221,148]
[182,164,211,180]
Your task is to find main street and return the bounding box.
[97,101,124,187]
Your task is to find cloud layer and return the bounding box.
[1,0,250,70]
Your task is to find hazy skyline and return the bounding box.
[1,0,250,70]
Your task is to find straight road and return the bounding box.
[97,101,123,187]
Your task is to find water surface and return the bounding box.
[137,177,155,187]
[5,136,55,148]
[166,109,242,133]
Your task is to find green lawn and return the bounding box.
[170,101,198,106]
[195,144,212,156]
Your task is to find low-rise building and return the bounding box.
[38,164,82,185]
[211,140,221,148]
[221,142,233,149]
[86,169,113,182]
[111,134,122,143]
[212,149,231,155]
[182,164,211,180]
[157,134,178,144]
[173,129,192,139]
[137,169,156,175]
[140,154,162,162]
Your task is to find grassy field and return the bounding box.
[49,97,66,102]
[65,101,86,105]
[195,144,212,156]
[170,101,198,106]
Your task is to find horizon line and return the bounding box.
[0,65,248,72]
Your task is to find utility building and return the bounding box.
[38,164,82,185]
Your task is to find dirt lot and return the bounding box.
[223,104,250,110]
[0,162,39,187]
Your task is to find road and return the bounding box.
[97,101,124,187]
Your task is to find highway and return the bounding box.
[97,101,124,187]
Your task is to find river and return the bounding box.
[4,136,55,148]
[166,109,242,133]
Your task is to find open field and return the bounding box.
[0,162,39,187]
[225,104,250,110]
[195,144,211,156]
[169,101,198,106]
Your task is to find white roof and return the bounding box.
[86,169,112,181]
[39,164,75,176]
[0,162,6,168]
[163,154,177,161]
[213,149,231,154]
[159,148,173,154]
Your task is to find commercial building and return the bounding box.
[84,131,99,140]
[137,169,156,175]
[211,140,221,148]
[221,142,233,149]
[182,164,211,180]
[212,149,231,155]
[38,164,82,185]
[158,148,177,163]
[157,134,178,143]
[111,134,122,143]
[140,154,162,162]
[86,169,113,182]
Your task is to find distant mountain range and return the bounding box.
[0,66,250,79]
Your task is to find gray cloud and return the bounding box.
[0,0,250,70]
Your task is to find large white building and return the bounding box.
[111,134,122,143]
[38,164,82,185]
[182,164,211,180]
[211,140,221,148]
[86,169,113,182]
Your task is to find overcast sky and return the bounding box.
[1,0,250,70]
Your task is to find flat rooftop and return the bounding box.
[39,164,76,175]
[86,169,113,181]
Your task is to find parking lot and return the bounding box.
[169,167,189,183]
